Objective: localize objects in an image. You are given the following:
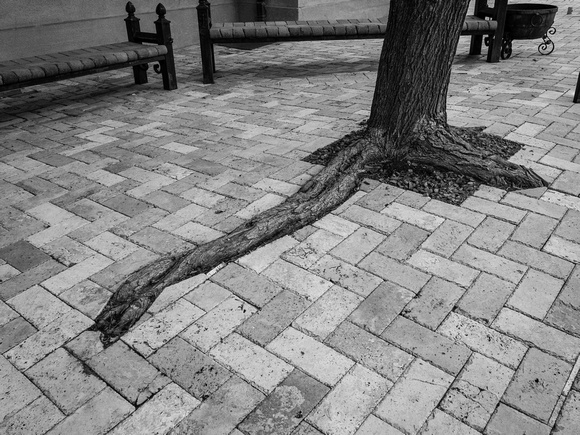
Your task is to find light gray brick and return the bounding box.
[474,185,506,202]
[507,269,563,319]
[7,285,71,329]
[148,273,207,314]
[462,196,527,224]
[88,341,170,406]
[452,244,527,284]
[349,281,414,335]
[184,281,232,312]
[46,387,133,435]
[440,353,513,430]
[510,213,559,249]
[293,285,362,340]
[340,205,401,235]
[267,327,354,386]
[375,223,430,260]
[313,213,360,237]
[64,331,104,362]
[282,229,344,269]
[109,383,199,435]
[499,240,574,279]
[59,280,110,320]
[421,219,473,258]
[212,263,282,307]
[148,337,231,400]
[359,252,430,293]
[0,355,42,422]
[375,359,453,434]
[181,296,256,352]
[492,308,580,363]
[238,235,298,273]
[544,235,580,263]
[438,312,527,369]
[485,404,550,435]
[503,348,571,423]
[123,298,205,357]
[355,415,404,435]
[0,316,36,354]
[403,277,465,329]
[0,395,64,435]
[292,421,324,435]
[307,364,391,435]
[26,348,106,415]
[501,191,568,219]
[382,316,471,375]
[552,390,580,435]
[326,321,413,383]
[456,273,515,325]
[555,209,580,244]
[239,369,329,435]
[467,216,514,252]
[396,190,431,208]
[330,227,386,265]
[422,199,485,227]
[355,183,403,211]
[263,259,333,302]
[235,193,286,219]
[5,310,92,371]
[332,191,367,215]
[381,203,444,231]
[0,300,18,327]
[407,250,479,287]
[171,377,265,435]
[310,255,383,297]
[210,333,293,393]
[238,290,309,345]
[420,409,479,435]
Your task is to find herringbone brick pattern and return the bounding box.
[1,1,580,434]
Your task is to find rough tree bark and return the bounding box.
[93,0,546,344]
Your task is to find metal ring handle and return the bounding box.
[531,13,543,27]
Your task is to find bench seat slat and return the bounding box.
[209,19,392,41]
[207,16,496,43]
[463,15,497,33]
[0,42,168,86]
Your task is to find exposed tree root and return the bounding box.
[92,124,546,345]
[92,137,379,345]
[408,121,548,189]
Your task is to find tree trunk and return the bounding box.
[93,0,546,344]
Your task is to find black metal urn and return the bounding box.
[501,4,558,59]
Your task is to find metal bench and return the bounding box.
[0,2,177,92]
[196,0,508,84]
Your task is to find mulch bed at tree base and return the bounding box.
[303,125,523,206]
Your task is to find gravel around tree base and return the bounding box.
[303,126,522,206]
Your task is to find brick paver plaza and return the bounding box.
[2,2,580,434]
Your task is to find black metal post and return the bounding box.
[125,2,148,84]
[257,0,266,21]
[155,3,177,90]
[197,0,215,84]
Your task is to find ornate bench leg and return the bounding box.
[469,35,483,56]
[133,64,149,84]
[155,4,177,90]
[488,0,508,63]
[126,2,149,85]
[486,34,502,63]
